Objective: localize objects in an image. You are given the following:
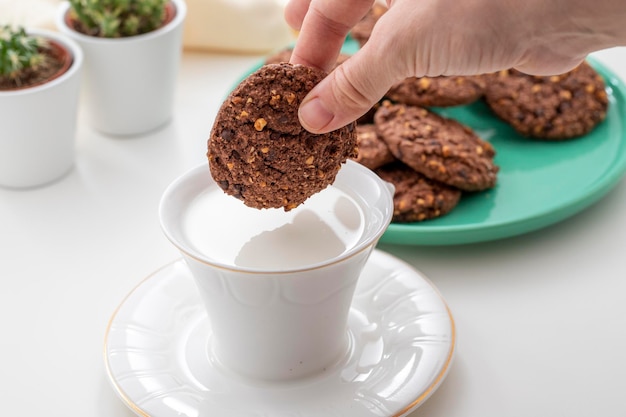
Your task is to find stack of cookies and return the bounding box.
[343,3,609,223]
[357,101,498,223]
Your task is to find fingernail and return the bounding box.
[299,97,334,132]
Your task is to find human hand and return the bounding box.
[287,0,626,134]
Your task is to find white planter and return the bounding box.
[56,0,187,136]
[0,29,83,189]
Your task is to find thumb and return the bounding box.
[298,41,403,134]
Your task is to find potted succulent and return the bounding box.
[0,25,83,188]
[56,0,187,136]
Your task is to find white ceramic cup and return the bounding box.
[159,161,394,380]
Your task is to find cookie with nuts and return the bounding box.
[385,75,487,107]
[484,61,608,139]
[374,101,499,191]
[208,63,357,211]
[352,123,395,170]
[375,162,461,223]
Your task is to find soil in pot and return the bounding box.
[0,41,73,91]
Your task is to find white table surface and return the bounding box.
[1,47,625,417]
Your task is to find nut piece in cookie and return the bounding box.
[350,3,387,47]
[375,101,499,191]
[352,123,395,170]
[208,63,357,211]
[484,61,608,140]
[375,162,461,223]
[385,75,487,107]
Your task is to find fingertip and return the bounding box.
[284,0,310,31]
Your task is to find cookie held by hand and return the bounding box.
[208,63,357,211]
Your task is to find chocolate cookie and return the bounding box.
[350,3,387,47]
[484,61,608,139]
[385,75,487,107]
[375,162,461,222]
[352,124,395,170]
[375,101,499,191]
[208,63,357,211]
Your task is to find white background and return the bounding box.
[1,47,625,417]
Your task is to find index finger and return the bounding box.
[289,0,374,72]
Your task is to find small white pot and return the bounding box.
[56,0,187,136]
[0,29,83,189]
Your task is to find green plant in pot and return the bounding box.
[0,25,83,188]
[67,0,168,38]
[57,0,187,136]
[1,26,57,89]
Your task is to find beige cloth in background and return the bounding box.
[0,0,60,30]
[183,0,295,53]
[0,0,295,54]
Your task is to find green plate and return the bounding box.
[383,57,626,245]
[237,40,626,245]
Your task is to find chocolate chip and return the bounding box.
[221,129,234,141]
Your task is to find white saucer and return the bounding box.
[104,249,455,417]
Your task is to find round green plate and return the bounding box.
[383,57,626,245]
[237,40,626,246]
